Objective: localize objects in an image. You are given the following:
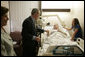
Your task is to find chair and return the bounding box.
[10,31,23,56]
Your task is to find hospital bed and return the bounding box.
[38,15,84,56]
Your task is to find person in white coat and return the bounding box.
[1,6,16,56]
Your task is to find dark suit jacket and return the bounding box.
[21,16,44,55]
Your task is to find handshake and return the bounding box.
[45,30,49,36]
[35,30,49,42]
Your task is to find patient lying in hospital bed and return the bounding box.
[45,24,68,37]
[38,24,78,56]
[43,24,76,45]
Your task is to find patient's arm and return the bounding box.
[45,30,56,37]
[44,30,49,36]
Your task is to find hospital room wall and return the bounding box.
[1,1,10,34]
[9,1,39,32]
[1,1,39,33]
[66,1,84,38]
[72,1,84,38]
[59,1,84,38]
[42,1,84,38]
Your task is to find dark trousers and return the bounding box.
[23,46,39,56]
[23,48,36,56]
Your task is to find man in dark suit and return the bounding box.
[21,8,49,56]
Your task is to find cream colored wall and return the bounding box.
[1,1,10,34]
[64,1,84,37]
[72,1,84,38]
[9,1,39,32]
[42,1,84,37]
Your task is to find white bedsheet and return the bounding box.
[38,26,77,56]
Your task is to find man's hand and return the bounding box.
[45,30,49,33]
[45,30,49,36]
[35,37,40,42]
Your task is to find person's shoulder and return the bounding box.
[26,16,31,20]
[75,24,80,28]
[23,16,32,22]
[76,24,80,27]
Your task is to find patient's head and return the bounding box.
[53,24,58,29]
